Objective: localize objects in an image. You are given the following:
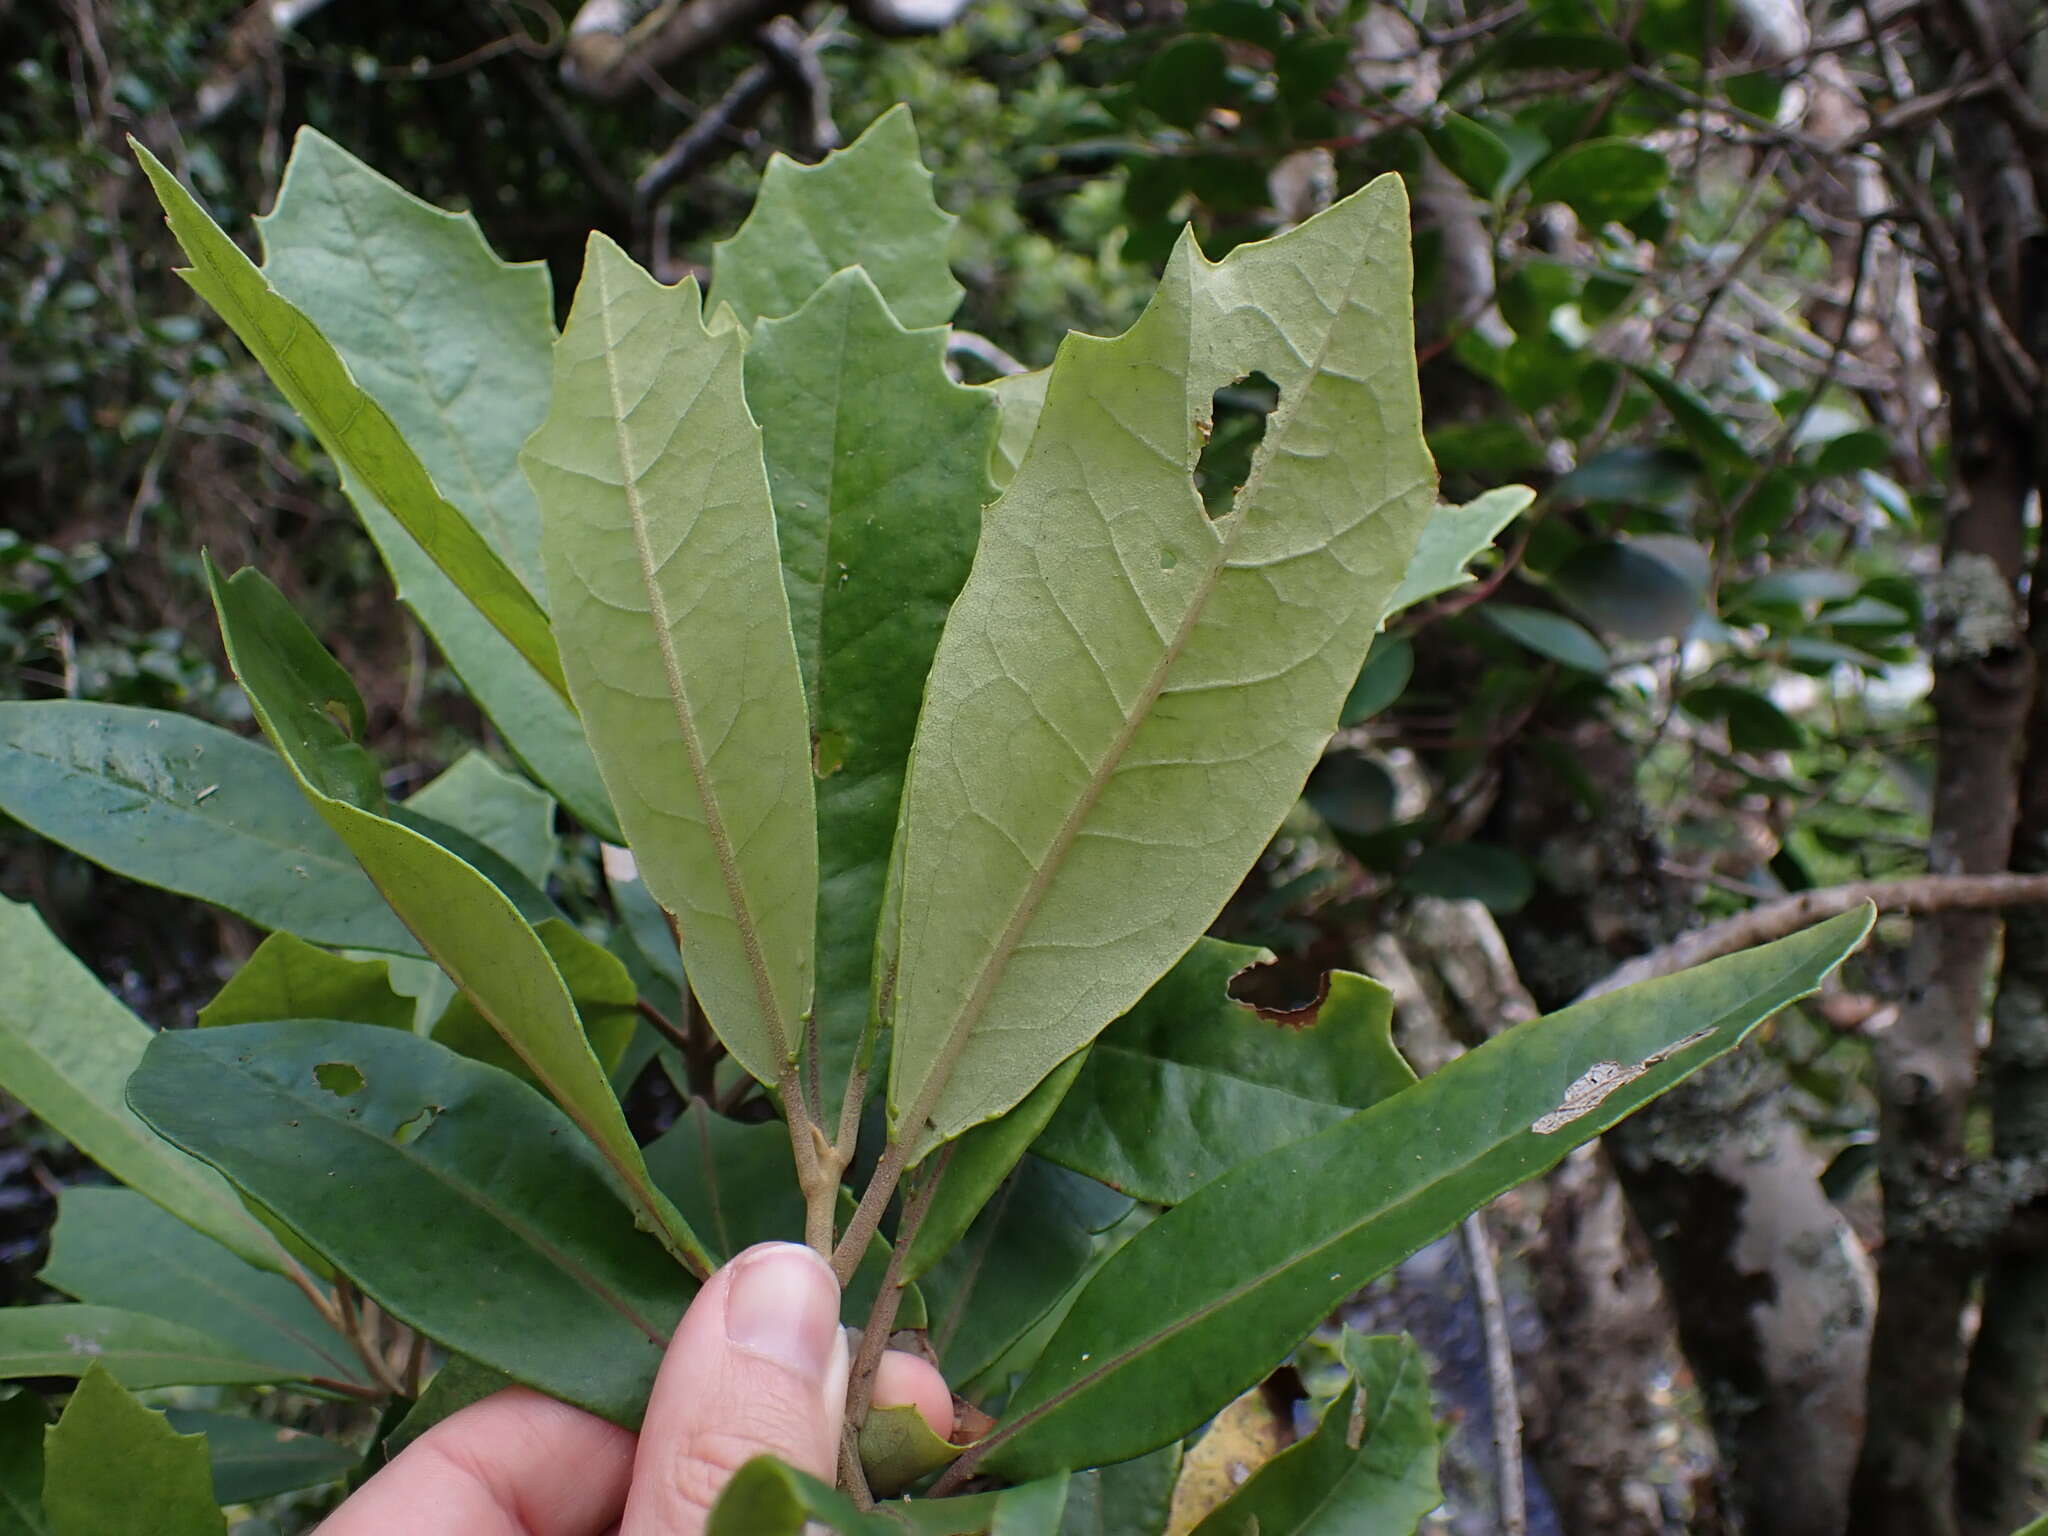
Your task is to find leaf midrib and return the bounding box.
[978,957,1813,1466]
[592,261,792,1071]
[899,248,1373,1143]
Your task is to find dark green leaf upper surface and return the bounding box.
[207,562,702,1272]
[164,1411,357,1505]
[41,1188,361,1386]
[0,1392,48,1536]
[977,908,1871,1478]
[1056,1443,1181,1536]
[907,1052,1090,1283]
[0,1307,293,1390]
[127,1021,696,1426]
[921,1157,1132,1390]
[745,267,995,1106]
[1034,938,1413,1204]
[0,704,417,954]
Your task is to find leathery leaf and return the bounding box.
[525,237,817,1094]
[973,908,1873,1479]
[744,266,995,1113]
[128,1022,697,1427]
[887,176,1437,1153]
[206,560,709,1274]
[254,129,619,838]
[130,141,566,703]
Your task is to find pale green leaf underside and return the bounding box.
[708,104,963,331]
[349,486,619,837]
[41,1187,362,1386]
[887,175,1437,1152]
[254,131,619,835]
[1385,484,1534,615]
[43,1367,226,1536]
[527,237,817,1091]
[0,899,286,1275]
[259,129,553,590]
[130,140,568,703]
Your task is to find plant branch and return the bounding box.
[845,1161,942,1431]
[333,1277,408,1398]
[831,1129,913,1286]
[564,0,792,101]
[1579,873,2048,1003]
[632,15,838,206]
[783,1059,843,1258]
[1462,1212,1526,1536]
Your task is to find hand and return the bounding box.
[321,1243,954,1534]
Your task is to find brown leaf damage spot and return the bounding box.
[1227,958,1332,1029]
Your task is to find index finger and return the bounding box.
[318,1387,635,1535]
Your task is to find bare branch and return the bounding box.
[758,15,840,159]
[566,0,793,101]
[633,15,839,205]
[1462,1213,1527,1536]
[1578,873,2048,1002]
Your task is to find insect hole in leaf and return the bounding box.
[1196,370,1279,518]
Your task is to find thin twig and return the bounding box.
[1578,872,2048,1001]
[1461,1213,1526,1536]
[845,1165,940,1430]
[839,1427,875,1508]
[633,10,844,207]
[832,1130,913,1286]
[333,1278,408,1397]
[277,1255,348,1334]
[305,1373,388,1403]
[783,1059,843,1258]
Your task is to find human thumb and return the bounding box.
[621,1242,850,1535]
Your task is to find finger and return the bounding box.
[621,1242,849,1536]
[873,1351,955,1443]
[318,1387,634,1536]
